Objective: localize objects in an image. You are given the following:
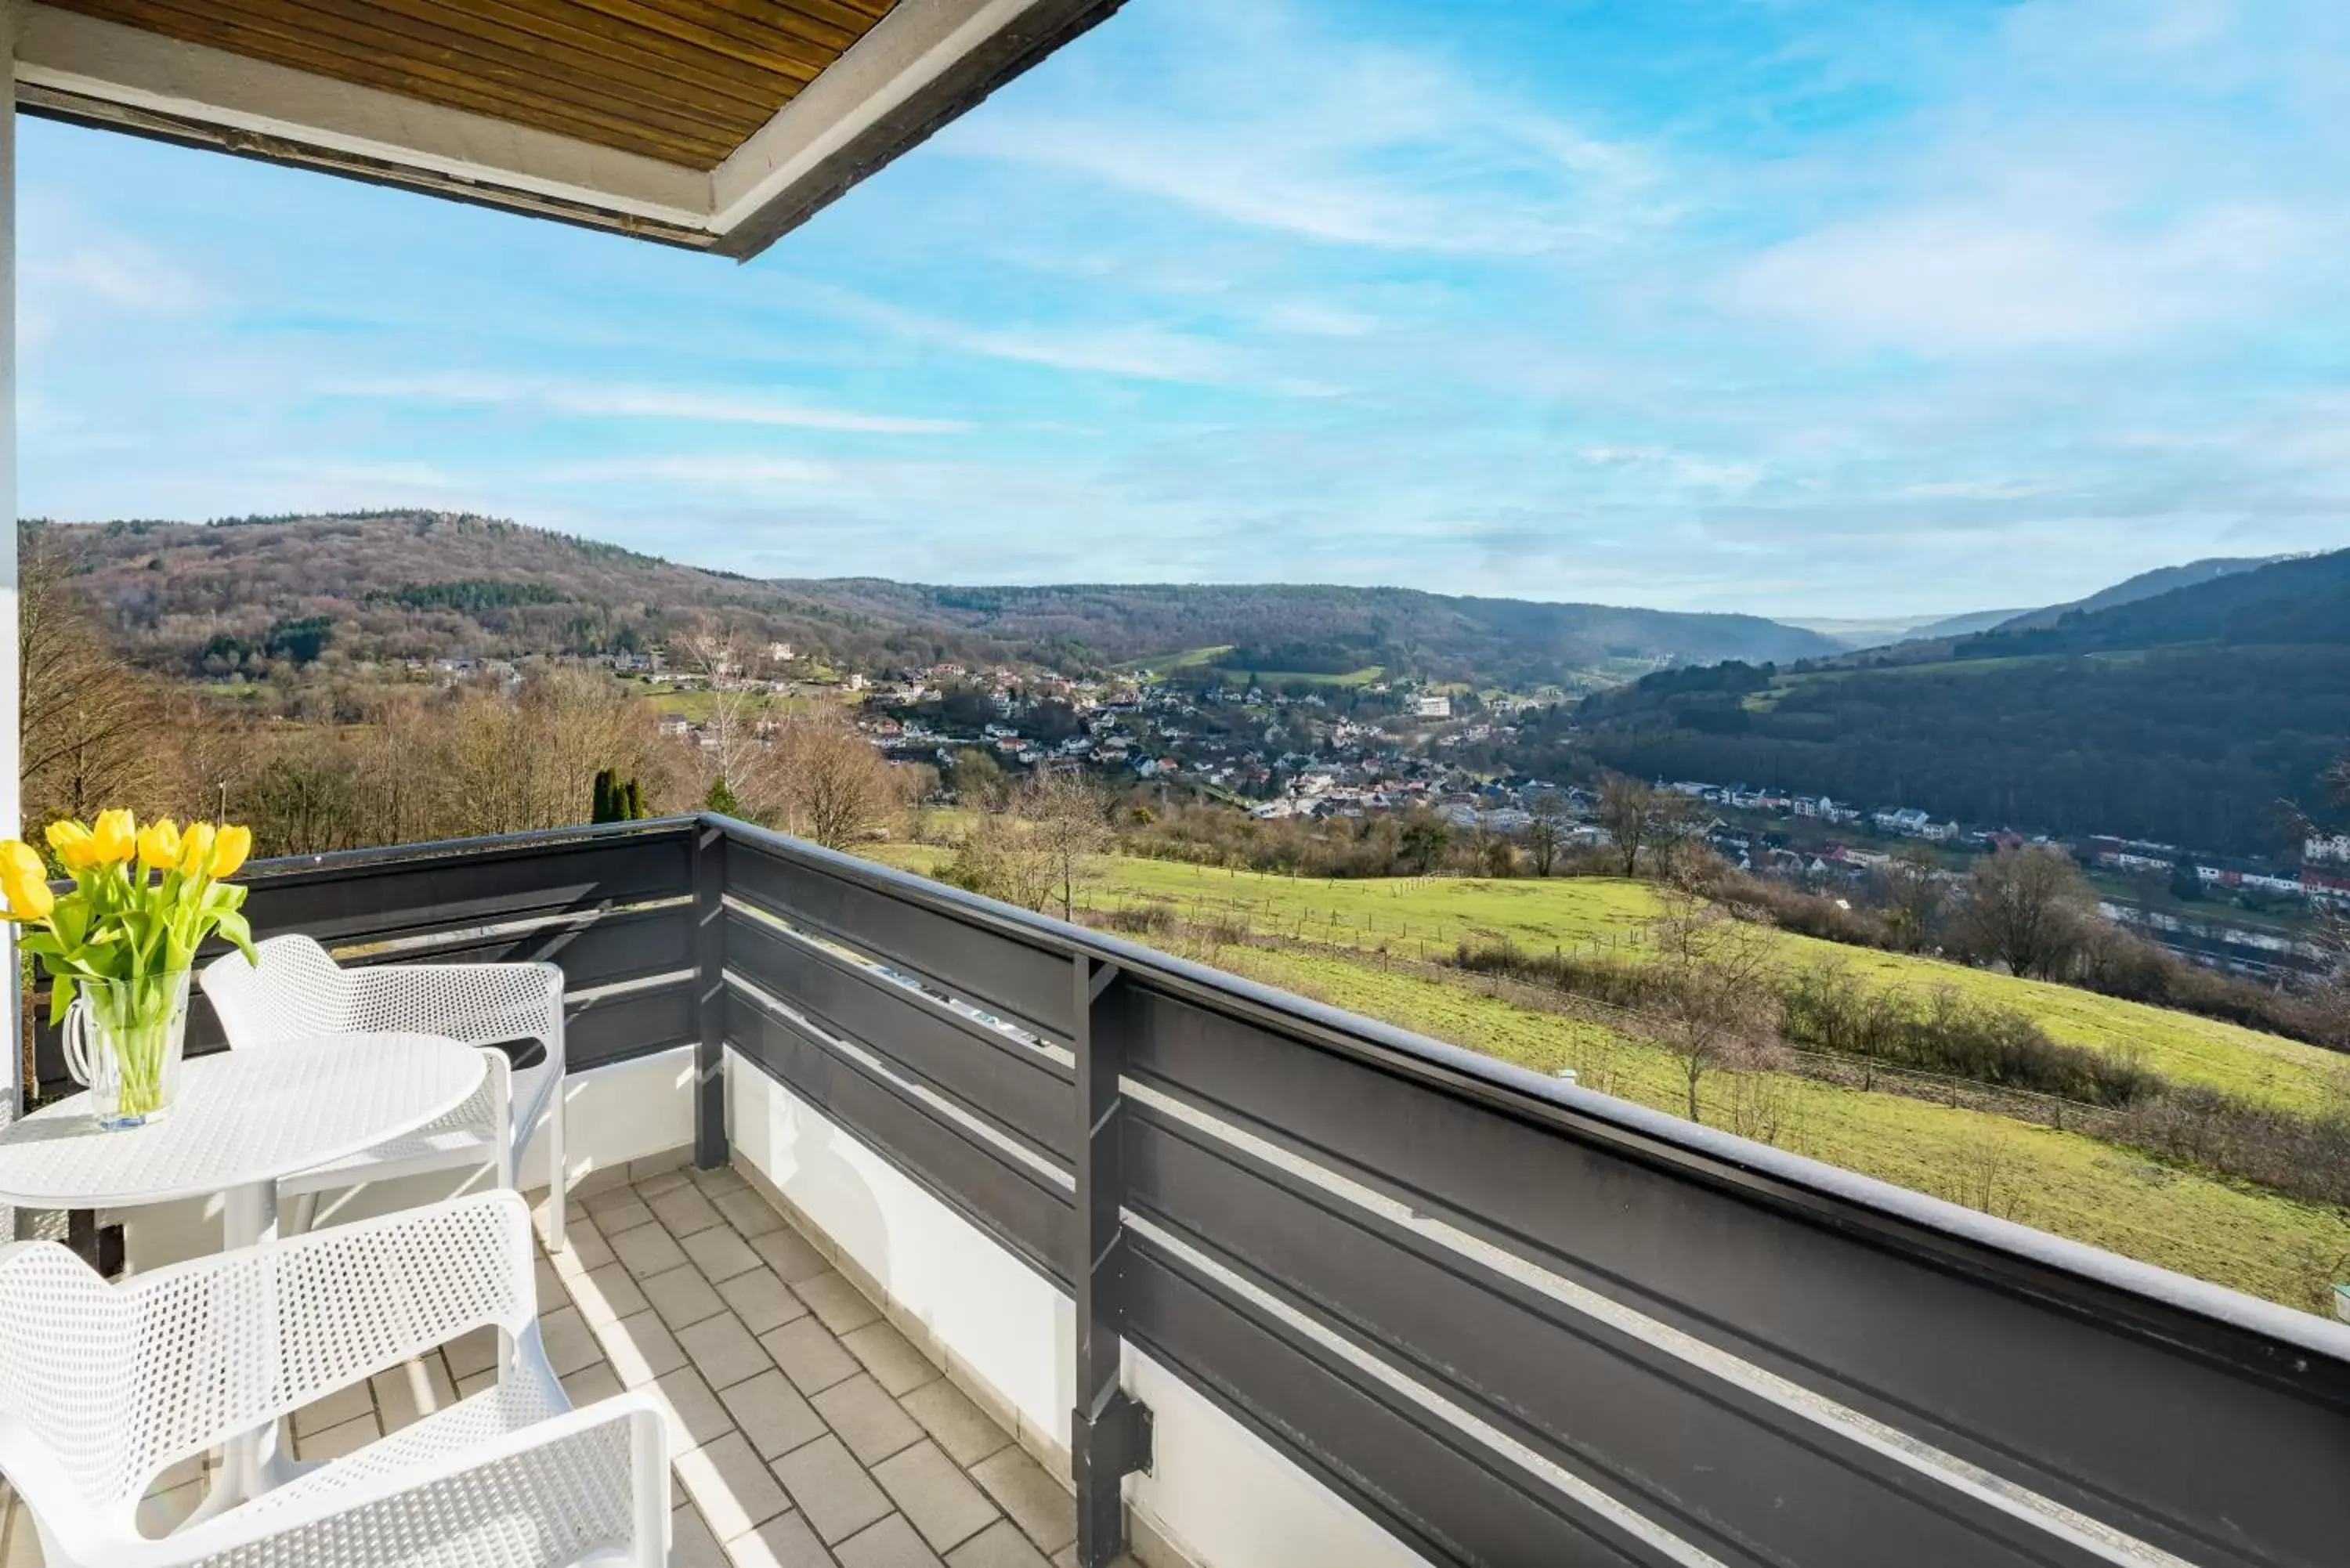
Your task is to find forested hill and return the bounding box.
[1571,548,2350,855]
[40,511,1839,686]
[779,580,1840,687]
[45,512,1045,674]
[1991,554,2290,634]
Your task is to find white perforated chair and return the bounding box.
[0,1190,667,1567]
[201,934,573,1251]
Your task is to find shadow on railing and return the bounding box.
[42,814,2350,1568]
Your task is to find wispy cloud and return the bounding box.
[322,374,970,434]
[1727,203,2301,355]
[796,284,1253,385]
[942,0,1662,256]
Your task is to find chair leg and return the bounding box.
[490,1060,516,1196]
[543,1069,567,1255]
[284,1190,320,1237]
[631,1404,670,1567]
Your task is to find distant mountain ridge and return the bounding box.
[40,511,1841,688]
[1993,555,2291,634]
[1798,554,2293,652]
[782,578,1842,688]
[1574,547,2350,854]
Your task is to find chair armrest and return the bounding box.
[132,1394,669,1568]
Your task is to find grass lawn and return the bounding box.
[1043,859,2346,1114]
[639,688,841,721]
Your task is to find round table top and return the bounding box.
[0,1033,486,1209]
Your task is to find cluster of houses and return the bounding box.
[854,667,1506,802]
[2087,835,2350,909]
[1666,782,1969,844]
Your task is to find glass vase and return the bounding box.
[63,970,193,1130]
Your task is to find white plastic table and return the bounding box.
[0,1032,486,1515]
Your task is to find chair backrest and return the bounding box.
[0,1191,536,1532]
[201,933,358,1048]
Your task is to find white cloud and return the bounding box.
[796,284,1254,385]
[20,235,204,352]
[538,454,838,488]
[1728,203,2299,356]
[322,374,970,434]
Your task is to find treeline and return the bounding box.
[1117,801,1482,879]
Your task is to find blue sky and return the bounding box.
[20,0,2350,617]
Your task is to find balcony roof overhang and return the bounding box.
[10,0,1123,258]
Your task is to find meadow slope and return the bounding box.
[1049,858,2348,1112]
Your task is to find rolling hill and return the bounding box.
[1994,555,2291,634]
[1573,549,2350,854]
[788,579,1839,688]
[41,511,1841,688]
[1789,555,2290,652]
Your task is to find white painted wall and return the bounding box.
[2,0,23,1118]
[117,1043,696,1270]
[725,1045,1072,1448]
[723,1047,1428,1568]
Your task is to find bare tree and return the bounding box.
[222,670,675,856]
[1597,776,1697,878]
[947,746,1011,811]
[1881,847,1946,952]
[1952,845,2094,979]
[20,529,172,832]
[1024,768,1114,921]
[1643,888,1783,1124]
[680,629,768,811]
[1522,790,1570,876]
[1948,1122,2018,1217]
[941,811,1057,912]
[772,715,899,850]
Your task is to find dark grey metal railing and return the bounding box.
[60,815,2350,1568]
[31,817,702,1095]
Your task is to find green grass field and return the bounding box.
[868,845,2350,1310]
[1034,859,2346,1113]
[638,688,844,721]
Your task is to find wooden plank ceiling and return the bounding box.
[41,0,901,169]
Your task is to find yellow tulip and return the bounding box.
[0,841,52,921]
[89,809,137,865]
[45,819,97,871]
[177,822,216,876]
[208,824,253,880]
[137,818,183,872]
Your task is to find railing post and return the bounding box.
[1072,955,1152,1568]
[692,818,728,1170]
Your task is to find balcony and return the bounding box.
[5,814,2344,1568]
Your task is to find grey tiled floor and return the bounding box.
[0,1161,1107,1568]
